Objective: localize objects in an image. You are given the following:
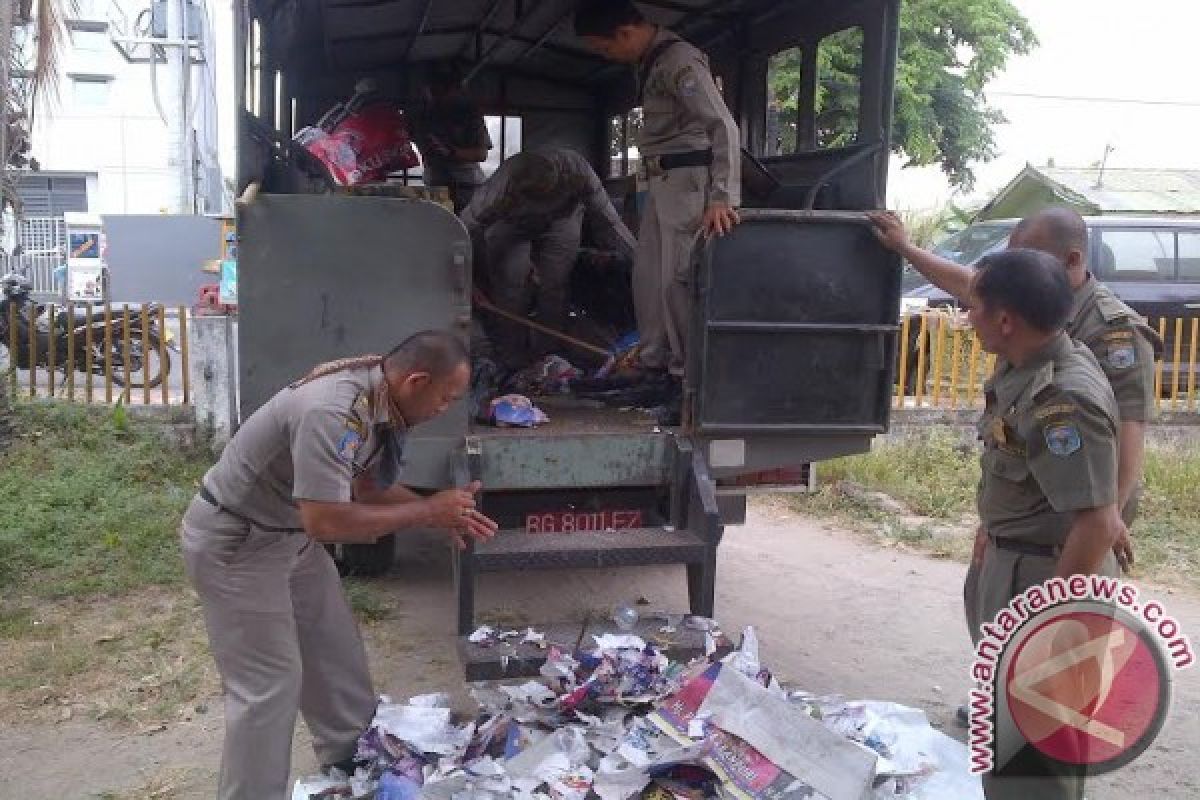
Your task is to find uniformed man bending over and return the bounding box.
[461,147,635,367]
[575,0,742,422]
[966,248,1126,799]
[180,330,497,800]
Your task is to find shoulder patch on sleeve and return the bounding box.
[1043,422,1082,457]
[336,429,362,462]
[675,65,700,97]
[1103,343,1138,370]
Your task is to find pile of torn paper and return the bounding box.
[293,627,982,800]
[468,626,549,650]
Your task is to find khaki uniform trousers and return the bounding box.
[180,496,377,800]
[487,206,585,363]
[633,165,708,376]
[966,539,1119,800]
[965,493,1137,647]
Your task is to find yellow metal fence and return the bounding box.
[3,303,192,406]
[895,310,1200,413]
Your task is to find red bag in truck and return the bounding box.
[294,96,421,186]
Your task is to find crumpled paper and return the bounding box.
[294,624,982,800]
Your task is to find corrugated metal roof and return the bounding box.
[1041,167,1200,214]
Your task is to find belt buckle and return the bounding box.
[644,156,665,178]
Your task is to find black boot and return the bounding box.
[653,378,683,427]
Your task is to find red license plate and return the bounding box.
[524,509,643,534]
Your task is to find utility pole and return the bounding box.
[0,0,9,427]
[165,0,194,213]
[1095,144,1115,190]
[0,0,12,222]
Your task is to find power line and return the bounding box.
[990,91,1200,108]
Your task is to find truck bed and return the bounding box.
[470,398,661,437]
[468,399,671,490]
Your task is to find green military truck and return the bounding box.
[234,0,904,653]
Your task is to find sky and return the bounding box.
[888,0,1200,209]
[213,0,1200,210]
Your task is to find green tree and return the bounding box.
[0,0,65,430]
[767,0,1037,190]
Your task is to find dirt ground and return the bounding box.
[1,500,1196,799]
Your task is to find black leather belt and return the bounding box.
[989,535,1061,558]
[198,487,305,534]
[643,149,713,175]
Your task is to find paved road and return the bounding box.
[1,502,1194,798]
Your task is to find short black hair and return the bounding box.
[383,330,468,378]
[1012,206,1088,262]
[574,0,646,37]
[973,248,1073,334]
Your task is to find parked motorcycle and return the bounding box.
[0,272,169,389]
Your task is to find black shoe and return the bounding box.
[654,391,682,427]
[956,704,969,728]
[578,372,676,408]
[572,373,642,392]
[323,757,359,777]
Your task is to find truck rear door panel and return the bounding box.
[692,211,902,474]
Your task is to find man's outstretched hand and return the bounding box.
[865,210,912,253]
[425,481,498,550]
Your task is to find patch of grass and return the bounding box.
[0,402,210,599]
[795,430,1200,590]
[95,767,207,800]
[0,589,218,727]
[0,605,34,638]
[813,429,978,518]
[1134,446,1200,587]
[345,578,393,624]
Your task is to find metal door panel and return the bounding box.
[691,211,901,468]
[238,194,470,487]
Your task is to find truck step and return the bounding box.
[472,528,707,572]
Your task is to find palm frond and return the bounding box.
[29,0,72,108]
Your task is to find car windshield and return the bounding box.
[931,224,1012,266]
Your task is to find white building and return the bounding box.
[22,0,224,218]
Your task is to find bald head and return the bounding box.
[1009,207,1089,271]
[383,330,468,379]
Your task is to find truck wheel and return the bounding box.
[332,535,395,577]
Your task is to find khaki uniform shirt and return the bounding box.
[637,28,741,207]
[460,147,636,257]
[413,95,492,189]
[1067,274,1163,423]
[201,366,406,531]
[977,333,1119,546]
